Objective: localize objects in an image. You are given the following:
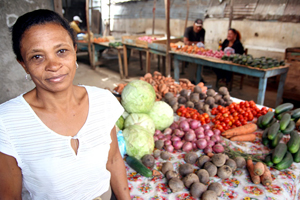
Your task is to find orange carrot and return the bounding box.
[261,164,272,186]
[207,152,214,158]
[152,170,161,177]
[254,162,265,176]
[230,133,256,142]
[222,123,257,138]
[247,158,260,184]
[197,82,204,87]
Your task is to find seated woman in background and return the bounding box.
[214,28,244,86]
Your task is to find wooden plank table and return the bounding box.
[170,51,290,106]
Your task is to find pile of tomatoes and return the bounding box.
[211,101,272,132]
[176,106,211,125]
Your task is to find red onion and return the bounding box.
[165,145,174,153]
[204,146,213,154]
[213,143,225,153]
[207,140,215,147]
[173,129,184,138]
[153,136,158,141]
[169,122,179,130]
[186,118,193,123]
[189,120,201,130]
[161,137,167,141]
[158,134,164,139]
[164,139,172,146]
[154,130,162,136]
[211,135,221,143]
[196,132,205,139]
[182,142,193,152]
[195,127,204,134]
[213,129,221,136]
[196,139,207,149]
[192,142,198,150]
[173,140,183,150]
[204,136,210,141]
[202,124,211,130]
[204,130,214,137]
[171,136,181,142]
[179,117,186,122]
[193,137,197,142]
[165,134,172,140]
[184,129,196,142]
[219,140,226,145]
[179,121,190,132]
[163,128,172,135]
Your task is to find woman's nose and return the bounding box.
[45,59,62,71]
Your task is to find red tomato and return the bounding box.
[268,108,273,112]
[217,105,223,111]
[243,112,249,117]
[203,113,209,119]
[241,120,247,125]
[239,115,244,120]
[228,121,233,126]
[223,113,229,118]
[215,120,221,125]
[235,120,241,126]
[229,104,235,109]
[248,115,254,121]
[211,110,217,115]
[219,116,224,122]
[224,118,230,124]
[228,115,234,121]
[232,112,238,117]
[229,108,235,113]
[205,118,210,123]
[185,113,191,118]
[177,111,182,116]
[192,114,197,120]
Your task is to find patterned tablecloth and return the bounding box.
[125,130,300,200]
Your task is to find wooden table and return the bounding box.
[170,51,289,106]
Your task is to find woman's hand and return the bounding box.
[106,127,131,200]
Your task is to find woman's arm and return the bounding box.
[0,152,22,200]
[106,127,131,200]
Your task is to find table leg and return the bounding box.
[276,71,288,106]
[127,48,131,65]
[139,51,143,70]
[123,45,128,78]
[158,55,161,71]
[196,65,203,84]
[174,58,180,82]
[146,51,151,73]
[257,77,268,105]
[117,49,124,79]
[162,56,166,75]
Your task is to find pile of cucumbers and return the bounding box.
[258,103,300,170]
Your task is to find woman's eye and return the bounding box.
[58,49,67,54]
[32,55,42,60]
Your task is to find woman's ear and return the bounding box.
[17,59,29,74]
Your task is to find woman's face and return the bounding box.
[227,30,236,41]
[19,23,77,93]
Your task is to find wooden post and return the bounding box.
[86,0,95,69]
[53,0,63,16]
[164,0,171,77]
[152,0,157,35]
[228,0,233,29]
[184,0,189,34]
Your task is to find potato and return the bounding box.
[202,190,218,200]
[178,96,187,104]
[214,94,222,102]
[205,96,215,105]
[199,92,207,99]
[190,182,207,198]
[160,151,171,160]
[234,156,246,168]
[218,98,225,106]
[184,152,198,164]
[182,173,199,188]
[194,101,204,111]
[217,165,232,179]
[203,162,217,177]
[164,92,174,101]
[208,182,223,196]
[186,101,194,108]
[155,140,164,149]
[196,169,210,184]
[223,95,231,102]
[180,89,189,98]
[161,162,173,174]
[168,97,178,107]
[218,87,228,96]
[168,177,184,193]
[225,158,237,172]
[193,86,202,93]
[179,163,194,177]
[165,170,179,180]
[206,89,216,97]
[211,153,227,167]
[196,155,210,168]
[172,103,179,113]
[190,93,200,103]
[203,104,210,113]
[141,154,155,168]
[153,149,161,158]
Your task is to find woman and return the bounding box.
[0,9,131,200]
[214,28,245,86]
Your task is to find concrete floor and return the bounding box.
[74,50,285,108]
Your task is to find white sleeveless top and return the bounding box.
[0,86,124,199]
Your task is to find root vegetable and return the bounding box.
[168,97,178,107]
[184,152,198,164]
[178,96,187,104]
[163,128,172,135]
[221,123,257,138]
[160,151,171,160]
[182,142,193,152]
[204,146,213,154]
[179,163,194,177]
[217,165,232,179]
[190,182,207,198]
[196,155,210,168]
[186,101,194,108]
[164,140,172,146]
[164,92,174,100]
[212,143,224,153]
[200,92,207,99]
[189,120,201,130]
[208,182,223,196]
[204,130,214,137]
[165,170,179,180]
[155,140,164,149]
[141,154,155,168]
[154,130,162,136]
[247,158,260,184]
[203,162,217,177]
[234,156,246,169]
[185,130,196,142]
[230,133,256,142]
[213,129,221,136]
[196,132,205,139]
[193,86,202,93]
[261,164,272,186]
[211,153,227,167]
[196,139,207,149]
[196,169,210,184]
[218,87,228,95]
[153,149,161,158]
[254,162,265,176]
[161,162,173,174]
[202,190,218,200]
[206,89,215,97]
[169,177,184,193]
[165,134,171,140]
[165,145,174,153]
[202,124,211,130]
[179,121,190,132]
[207,140,215,148]
[225,159,237,172]
[182,173,199,188]
[169,122,179,130]
[173,140,184,150]
[171,136,181,142]
[179,89,189,98]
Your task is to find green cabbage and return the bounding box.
[123,125,154,159]
[121,80,155,114]
[124,113,155,135]
[116,116,124,130]
[148,101,174,131]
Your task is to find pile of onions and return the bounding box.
[153,117,225,153]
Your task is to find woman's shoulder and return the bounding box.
[0,95,25,114]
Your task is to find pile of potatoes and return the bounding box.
[163,86,232,114]
[160,152,246,199]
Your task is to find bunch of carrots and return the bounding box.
[247,158,272,186]
[221,123,258,142]
[93,37,109,43]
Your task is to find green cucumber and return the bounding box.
[270,132,283,149]
[291,108,300,119]
[287,130,300,153]
[293,147,300,163]
[275,111,288,120]
[264,118,277,128]
[262,112,275,126]
[280,113,291,131]
[262,128,270,146]
[272,143,287,164]
[257,115,264,129]
[281,120,295,135]
[126,156,152,177]
[264,154,273,166]
[275,103,294,115]
[274,151,293,170]
[268,122,280,140]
